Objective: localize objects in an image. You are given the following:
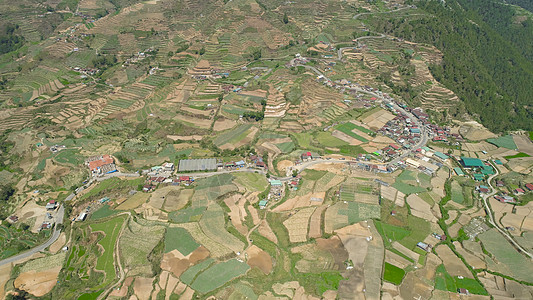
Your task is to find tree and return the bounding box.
[199,47,206,55]
[252,48,261,60]
[283,13,289,24]
[292,170,298,177]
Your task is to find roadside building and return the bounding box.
[416,242,431,252]
[77,212,88,221]
[270,180,282,187]
[259,200,268,209]
[162,162,174,172]
[460,157,484,168]
[514,188,525,195]
[178,158,217,172]
[46,200,58,211]
[454,167,465,176]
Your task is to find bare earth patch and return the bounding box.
[246,245,273,274]
[14,266,62,297]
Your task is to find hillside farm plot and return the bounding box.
[339,179,379,204]
[168,206,207,223]
[116,192,150,210]
[360,108,396,130]
[165,227,200,256]
[335,122,369,143]
[275,141,295,153]
[199,203,245,253]
[163,189,194,211]
[119,219,165,276]
[180,258,215,285]
[213,124,258,150]
[434,264,487,295]
[90,215,127,286]
[487,135,518,150]
[324,202,380,233]
[175,222,233,258]
[478,229,533,282]
[374,221,411,248]
[191,174,238,206]
[190,259,250,294]
[392,170,427,195]
[233,172,268,192]
[316,131,349,148]
[283,207,316,243]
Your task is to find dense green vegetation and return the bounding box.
[0,24,24,54]
[383,263,406,285]
[374,0,533,132]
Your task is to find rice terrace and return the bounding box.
[0,0,533,299]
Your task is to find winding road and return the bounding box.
[0,205,65,267]
[481,162,533,258]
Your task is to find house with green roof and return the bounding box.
[473,173,484,181]
[434,151,449,160]
[461,157,484,168]
[454,167,465,176]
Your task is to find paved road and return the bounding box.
[0,205,65,267]
[482,163,533,259]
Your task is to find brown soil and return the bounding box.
[272,192,326,212]
[277,160,294,173]
[49,232,66,254]
[14,266,62,297]
[308,205,327,238]
[189,246,210,264]
[246,245,273,274]
[316,236,349,269]
[109,277,134,297]
[213,119,236,132]
[133,277,154,300]
[435,245,472,278]
[258,220,278,244]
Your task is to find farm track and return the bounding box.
[98,212,132,300]
[482,162,533,259]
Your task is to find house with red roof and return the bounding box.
[301,151,312,160]
[514,188,525,195]
[525,183,533,191]
[86,155,117,176]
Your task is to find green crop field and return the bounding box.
[213,124,253,147]
[434,264,487,295]
[90,205,120,220]
[451,181,464,204]
[335,123,369,142]
[383,262,405,285]
[165,227,200,255]
[392,182,426,195]
[54,149,84,165]
[316,132,349,147]
[233,172,268,192]
[334,202,381,228]
[79,177,144,202]
[90,215,126,286]
[487,135,517,150]
[180,258,215,285]
[374,221,411,247]
[190,259,250,293]
[169,207,207,223]
[504,152,531,159]
[275,141,295,153]
[478,229,533,282]
[398,216,431,250]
